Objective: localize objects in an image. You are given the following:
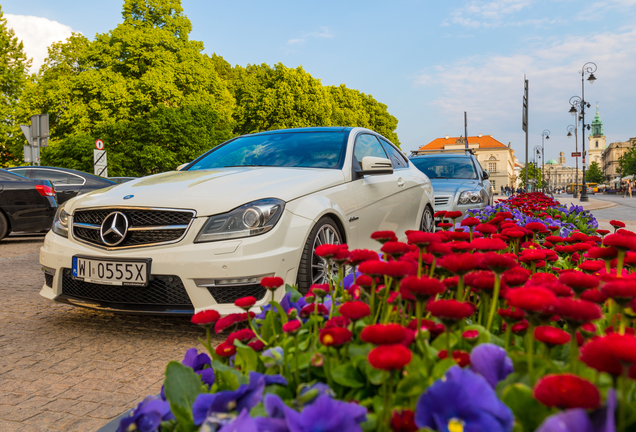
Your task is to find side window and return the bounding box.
[10,168,28,178]
[33,169,69,185]
[353,134,388,165]
[68,173,85,185]
[379,138,408,169]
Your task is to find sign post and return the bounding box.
[94,139,108,177]
[20,114,49,166]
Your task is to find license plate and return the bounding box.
[72,256,151,287]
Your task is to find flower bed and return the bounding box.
[115,193,636,432]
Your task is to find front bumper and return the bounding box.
[39,210,312,315]
[433,193,489,226]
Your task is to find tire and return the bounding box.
[297,217,343,294]
[420,205,435,233]
[0,212,9,241]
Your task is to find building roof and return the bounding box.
[419,135,508,150]
[546,159,558,164]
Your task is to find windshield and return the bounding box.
[411,157,478,180]
[188,132,348,171]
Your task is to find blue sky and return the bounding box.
[3,0,636,166]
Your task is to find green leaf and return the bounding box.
[163,361,205,430]
[286,284,302,302]
[431,358,457,380]
[500,383,552,432]
[331,363,365,388]
[362,361,385,385]
[270,300,289,325]
[235,344,259,374]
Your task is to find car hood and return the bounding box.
[429,179,478,195]
[65,167,345,216]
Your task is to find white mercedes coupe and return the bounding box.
[40,127,434,315]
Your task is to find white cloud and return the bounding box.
[4,14,76,72]
[286,26,334,46]
[412,26,636,161]
[445,0,534,28]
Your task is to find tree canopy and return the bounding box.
[0,6,31,164]
[3,0,401,175]
[585,161,605,184]
[619,140,636,178]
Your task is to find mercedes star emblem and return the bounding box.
[100,211,129,246]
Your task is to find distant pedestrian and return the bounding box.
[500,186,504,196]
[625,179,633,198]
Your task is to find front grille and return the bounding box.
[44,273,54,288]
[72,208,195,249]
[435,196,452,207]
[207,284,268,304]
[61,268,193,309]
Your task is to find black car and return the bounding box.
[0,169,58,240]
[6,166,116,204]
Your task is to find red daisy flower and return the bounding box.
[499,211,513,219]
[428,242,452,257]
[426,299,475,321]
[610,220,626,229]
[601,280,636,305]
[554,298,602,326]
[381,241,412,258]
[400,275,446,301]
[437,253,482,275]
[406,231,441,248]
[465,271,496,291]
[461,217,481,227]
[391,409,418,432]
[226,329,256,345]
[384,260,415,279]
[580,288,608,304]
[533,374,600,409]
[438,349,471,367]
[534,326,570,347]
[315,244,341,258]
[300,303,329,318]
[319,327,352,347]
[433,210,447,218]
[348,249,380,265]
[543,281,574,298]
[260,276,284,290]
[578,260,605,273]
[361,324,409,345]
[191,309,220,326]
[407,318,446,339]
[462,330,479,341]
[247,340,266,352]
[445,211,463,219]
[234,296,257,310]
[502,267,531,287]
[511,320,529,335]
[358,260,390,277]
[475,223,497,235]
[371,230,398,244]
[215,341,237,358]
[282,320,302,334]
[339,301,371,321]
[214,313,244,333]
[586,246,618,260]
[498,307,525,322]
[481,251,517,273]
[324,316,351,329]
[506,287,557,314]
[597,229,610,236]
[525,222,548,233]
[604,233,636,251]
[368,344,412,370]
[558,271,599,294]
[471,238,508,252]
[580,336,623,376]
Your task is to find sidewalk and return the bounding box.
[556,196,617,212]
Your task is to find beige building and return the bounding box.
[544,153,583,190]
[602,138,635,182]
[417,135,517,191]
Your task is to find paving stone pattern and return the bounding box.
[0,235,224,432]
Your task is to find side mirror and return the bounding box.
[482,170,490,179]
[176,163,189,171]
[359,156,393,175]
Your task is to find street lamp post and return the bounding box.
[541,130,550,193]
[534,145,542,191]
[569,62,597,202]
[567,125,579,198]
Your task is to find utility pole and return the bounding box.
[464,112,469,151]
[522,76,529,189]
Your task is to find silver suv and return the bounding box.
[409,151,493,224]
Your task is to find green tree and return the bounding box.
[520,163,543,190]
[618,139,636,177]
[20,0,235,174]
[0,6,31,164]
[586,161,605,184]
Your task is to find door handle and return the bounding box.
[397,178,405,187]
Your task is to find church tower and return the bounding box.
[558,151,565,165]
[588,106,605,166]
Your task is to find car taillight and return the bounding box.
[35,184,56,197]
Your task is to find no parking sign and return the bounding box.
[95,139,105,150]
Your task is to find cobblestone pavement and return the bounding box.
[0,234,224,432]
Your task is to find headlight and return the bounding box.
[458,190,483,205]
[52,203,69,238]
[195,198,285,243]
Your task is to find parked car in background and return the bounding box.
[6,166,116,204]
[0,169,57,240]
[108,177,137,184]
[409,150,493,226]
[39,127,434,315]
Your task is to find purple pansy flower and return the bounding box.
[536,389,616,432]
[415,366,514,432]
[256,393,367,432]
[218,409,258,432]
[192,372,286,425]
[256,293,306,319]
[182,348,215,387]
[117,396,174,432]
[469,343,514,389]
